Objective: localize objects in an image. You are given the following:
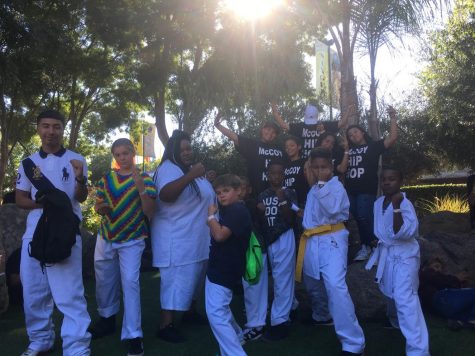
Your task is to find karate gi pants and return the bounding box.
[20,236,91,356]
[303,230,365,354]
[205,278,246,356]
[242,253,268,329]
[267,229,295,326]
[385,256,429,356]
[94,237,145,340]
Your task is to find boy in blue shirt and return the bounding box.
[206,174,253,356]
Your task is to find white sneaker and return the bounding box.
[353,245,370,261]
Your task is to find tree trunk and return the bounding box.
[368,51,380,139]
[333,4,359,125]
[154,88,169,147]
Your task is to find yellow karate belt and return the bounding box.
[295,222,346,283]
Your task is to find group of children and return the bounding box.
[16,106,429,356]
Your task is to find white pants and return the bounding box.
[159,260,207,311]
[242,253,268,329]
[20,237,91,356]
[388,258,429,356]
[205,278,246,356]
[267,229,295,326]
[303,273,331,322]
[303,230,365,354]
[94,237,145,340]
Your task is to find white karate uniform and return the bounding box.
[17,150,91,355]
[94,237,145,340]
[205,278,246,356]
[303,177,365,354]
[366,194,429,356]
[242,253,268,329]
[151,160,215,310]
[267,228,296,326]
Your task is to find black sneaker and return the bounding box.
[341,351,364,356]
[262,323,289,342]
[88,315,116,339]
[312,318,334,326]
[156,323,185,343]
[182,310,208,325]
[127,338,144,356]
[241,327,264,345]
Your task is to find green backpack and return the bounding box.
[244,231,263,285]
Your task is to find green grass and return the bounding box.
[1,271,474,355]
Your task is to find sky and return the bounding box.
[113,1,451,158]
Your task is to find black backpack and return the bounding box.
[23,158,80,270]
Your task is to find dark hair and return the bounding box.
[262,121,281,136]
[213,174,242,190]
[239,176,250,185]
[316,131,337,148]
[284,135,303,147]
[156,130,201,197]
[309,147,333,164]
[37,109,65,125]
[382,165,404,181]
[346,125,373,147]
[111,138,135,154]
[266,159,285,172]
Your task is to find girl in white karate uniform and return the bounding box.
[366,167,429,356]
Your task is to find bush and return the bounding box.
[418,194,469,213]
[402,184,468,215]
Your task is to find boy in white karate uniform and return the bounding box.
[365,167,429,356]
[297,148,365,356]
[206,174,253,356]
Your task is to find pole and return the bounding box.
[328,44,333,121]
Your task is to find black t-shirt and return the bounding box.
[289,121,339,158]
[284,158,308,207]
[332,146,345,176]
[236,135,284,196]
[207,202,252,289]
[258,187,296,245]
[345,139,386,195]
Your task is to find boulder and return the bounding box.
[0,204,27,258]
[419,230,475,286]
[419,211,471,236]
[346,262,386,320]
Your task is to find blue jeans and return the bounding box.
[348,193,376,247]
[433,288,475,321]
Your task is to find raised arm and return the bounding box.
[271,103,290,131]
[336,134,349,174]
[159,163,205,202]
[214,112,239,146]
[384,106,398,148]
[207,204,232,242]
[337,104,355,129]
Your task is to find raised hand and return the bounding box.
[132,169,146,194]
[188,162,206,179]
[70,159,84,178]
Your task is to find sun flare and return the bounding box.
[223,0,284,21]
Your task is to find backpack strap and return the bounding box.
[22,157,56,192]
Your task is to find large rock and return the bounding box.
[347,262,386,320]
[0,204,27,258]
[419,211,471,236]
[419,230,475,286]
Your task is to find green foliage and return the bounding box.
[402,183,468,212]
[81,190,102,234]
[418,193,470,213]
[420,0,475,169]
